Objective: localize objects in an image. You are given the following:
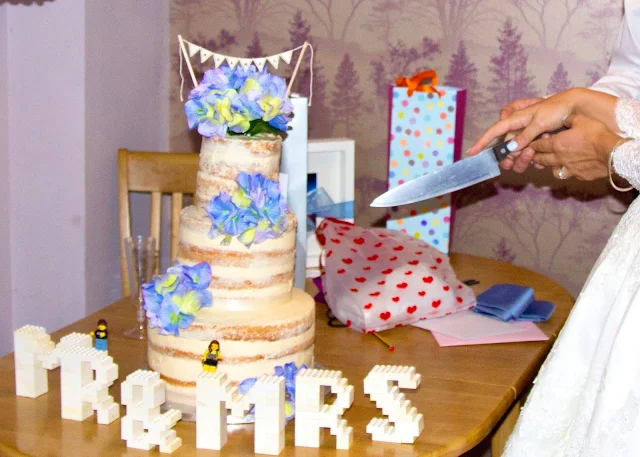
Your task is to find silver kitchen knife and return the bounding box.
[370,130,564,208]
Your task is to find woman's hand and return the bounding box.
[530,114,621,181]
[498,97,544,173]
[467,89,586,157]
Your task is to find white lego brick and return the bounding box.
[253,375,285,456]
[61,401,93,421]
[364,365,424,444]
[13,326,55,398]
[126,438,155,451]
[144,380,166,409]
[159,437,182,454]
[96,400,120,425]
[294,368,354,450]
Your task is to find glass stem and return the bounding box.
[137,292,146,331]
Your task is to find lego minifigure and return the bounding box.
[202,340,222,373]
[90,319,108,351]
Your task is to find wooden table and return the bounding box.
[0,253,574,457]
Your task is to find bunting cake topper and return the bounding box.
[178,35,313,106]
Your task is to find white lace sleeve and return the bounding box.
[612,99,640,189]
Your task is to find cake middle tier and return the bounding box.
[195,135,282,208]
[177,205,296,310]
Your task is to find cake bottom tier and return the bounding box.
[147,288,315,417]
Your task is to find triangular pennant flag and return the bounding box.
[213,53,226,68]
[187,42,200,57]
[267,55,280,70]
[254,58,267,71]
[226,57,239,69]
[200,48,213,63]
[239,58,253,71]
[279,50,293,64]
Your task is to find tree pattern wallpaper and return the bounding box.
[169,0,633,297]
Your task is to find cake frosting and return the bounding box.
[146,135,315,416]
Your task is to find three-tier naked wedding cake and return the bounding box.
[143,64,315,416]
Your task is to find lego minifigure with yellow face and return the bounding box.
[90,319,108,351]
[202,340,222,373]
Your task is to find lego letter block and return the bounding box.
[196,372,285,455]
[294,368,354,450]
[42,344,120,424]
[364,365,424,444]
[121,370,182,453]
[14,326,56,398]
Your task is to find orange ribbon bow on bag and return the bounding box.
[396,70,440,97]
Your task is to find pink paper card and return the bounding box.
[429,321,549,347]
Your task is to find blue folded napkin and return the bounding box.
[472,284,555,322]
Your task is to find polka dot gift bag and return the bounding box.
[316,218,476,333]
[386,70,467,253]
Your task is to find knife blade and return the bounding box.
[370,139,513,207]
[370,128,566,208]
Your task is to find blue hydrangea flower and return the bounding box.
[142,261,213,336]
[184,64,292,138]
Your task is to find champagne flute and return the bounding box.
[123,235,157,339]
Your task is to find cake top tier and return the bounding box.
[184,65,293,139]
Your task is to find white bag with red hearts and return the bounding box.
[317,218,476,333]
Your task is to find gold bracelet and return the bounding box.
[608,138,634,192]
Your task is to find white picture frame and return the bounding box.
[306,138,355,277]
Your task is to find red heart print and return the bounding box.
[392,297,400,302]
[405,270,413,276]
[338,269,346,274]
[380,311,391,320]
[390,256,398,261]
[436,257,443,264]
[367,254,379,261]
[456,297,463,303]
[369,291,381,297]
[377,280,386,285]
[379,234,388,238]
[350,248,358,254]
[374,242,383,248]
[354,237,365,245]
[331,238,341,244]
[326,250,333,259]
[364,303,373,309]
[445,312,452,316]
[350,288,358,293]
[443,286,450,291]
[363,266,372,271]
[422,276,434,283]
[396,283,408,289]
[367,329,376,334]
[408,260,419,266]
[346,320,351,327]
[355,277,366,283]
[419,317,427,321]
[430,266,438,270]
[418,291,426,297]
[342,258,353,265]
[395,323,403,328]
[393,245,404,251]
[407,305,417,314]
[432,300,441,308]
[337,232,345,236]
[415,251,423,255]
[317,234,326,245]
[382,269,393,275]
[458,285,463,289]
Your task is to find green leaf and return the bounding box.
[226,120,286,138]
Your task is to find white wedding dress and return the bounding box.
[502,99,640,456]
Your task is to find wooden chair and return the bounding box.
[117,149,199,297]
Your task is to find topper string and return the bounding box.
[179,39,185,102]
[286,42,312,103]
[178,35,198,91]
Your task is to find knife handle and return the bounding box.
[490,127,568,162]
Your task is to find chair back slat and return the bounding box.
[149,191,162,275]
[117,149,198,297]
[170,193,183,262]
